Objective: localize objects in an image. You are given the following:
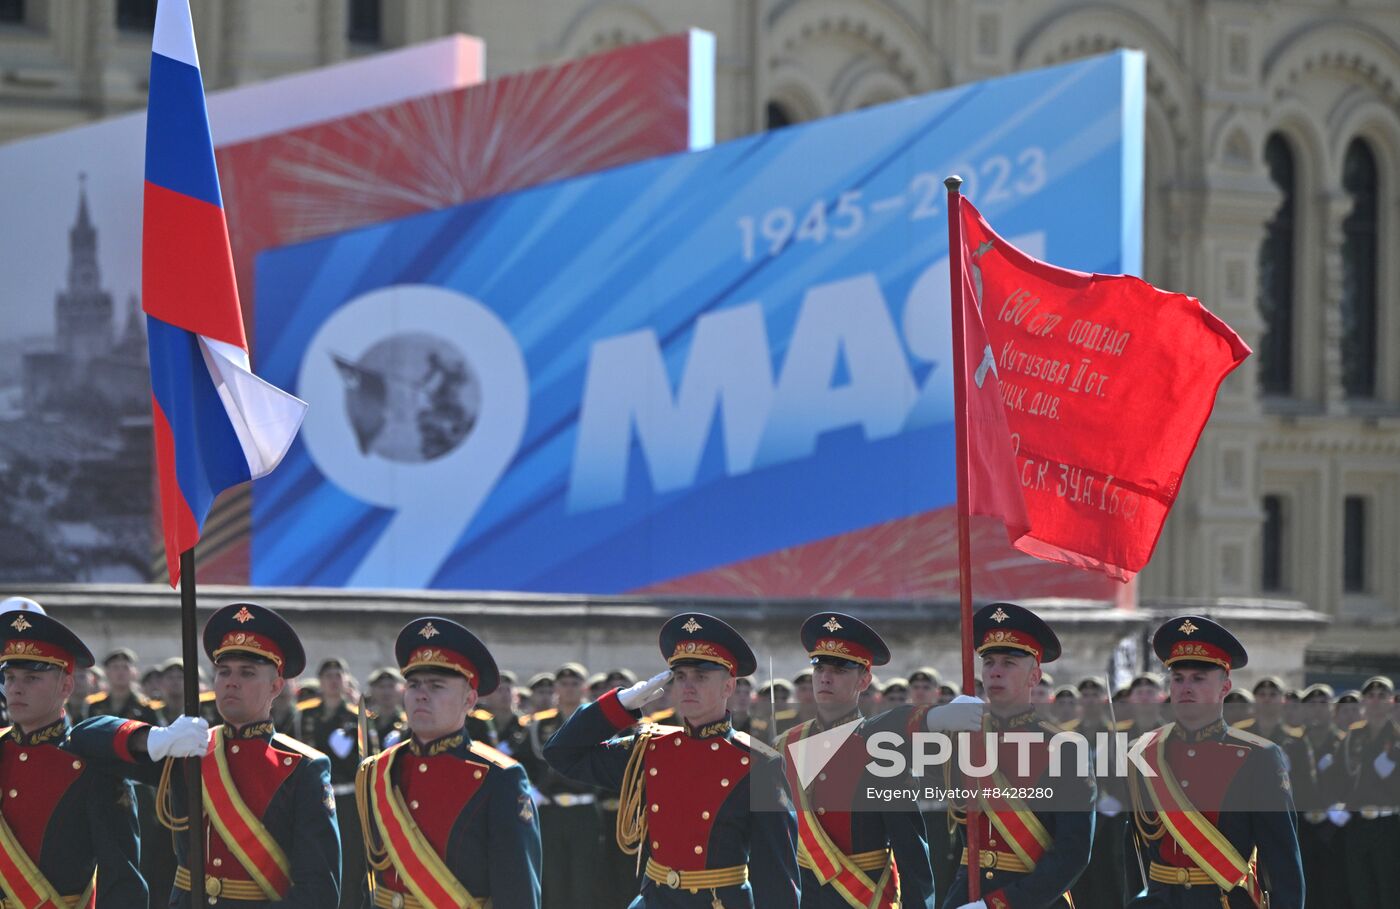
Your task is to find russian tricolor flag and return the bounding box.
[143,0,306,586]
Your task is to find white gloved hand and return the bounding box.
[147,716,210,760]
[328,728,355,759]
[1097,793,1124,817]
[1317,753,1334,773]
[1373,750,1395,780]
[1327,807,1351,828]
[925,695,985,732]
[618,669,672,711]
[955,901,988,909]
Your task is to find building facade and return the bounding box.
[2,0,1397,624]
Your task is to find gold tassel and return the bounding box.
[355,758,393,873]
[615,730,655,867]
[155,757,189,833]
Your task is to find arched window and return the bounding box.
[348,0,382,45]
[1341,139,1379,399]
[1257,134,1296,396]
[765,101,796,131]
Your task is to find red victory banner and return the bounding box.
[953,194,1250,581]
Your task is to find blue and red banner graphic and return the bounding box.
[253,51,1144,596]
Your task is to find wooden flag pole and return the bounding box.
[944,175,982,900]
[179,548,206,906]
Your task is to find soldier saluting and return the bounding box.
[356,616,542,909]
[773,613,935,909]
[1127,615,1304,908]
[544,612,801,908]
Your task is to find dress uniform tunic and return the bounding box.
[544,613,800,909]
[0,715,146,907]
[1127,616,1304,909]
[357,726,542,909]
[1337,680,1400,908]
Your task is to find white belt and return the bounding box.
[332,782,356,797]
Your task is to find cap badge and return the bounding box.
[822,617,843,632]
[9,615,31,632]
[990,607,1010,624]
[419,622,440,639]
[682,617,702,634]
[233,607,254,624]
[1179,619,1199,636]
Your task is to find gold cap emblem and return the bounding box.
[822,617,843,632]
[681,617,702,634]
[1179,619,1199,636]
[419,622,440,639]
[9,616,31,632]
[233,606,254,624]
[990,607,1010,624]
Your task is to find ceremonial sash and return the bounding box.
[0,808,96,909]
[784,722,897,909]
[201,727,292,900]
[968,731,1051,871]
[367,743,484,909]
[1137,723,1260,903]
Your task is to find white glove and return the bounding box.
[1317,753,1333,773]
[925,695,985,732]
[328,728,355,759]
[1373,750,1395,780]
[1327,807,1352,828]
[147,716,210,760]
[1097,793,1124,817]
[618,670,672,711]
[955,901,988,909]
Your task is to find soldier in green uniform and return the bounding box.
[517,663,603,909]
[750,678,796,744]
[1297,684,1349,909]
[299,657,373,909]
[1340,675,1400,906]
[367,667,408,751]
[1069,675,1131,909]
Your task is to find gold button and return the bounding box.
[72,760,82,770]
[649,744,656,751]
[7,789,15,798]
[652,840,660,849]
[720,778,729,787]
[702,811,711,820]
[1181,780,1189,788]
[17,753,26,762]
[674,738,682,746]
[694,845,703,854]
[410,800,420,810]
[419,763,428,772]
[986,871,994,880]
[231,745,239,754]
[391,894,405,909]
[206,876,222,898]
[1187,749,1196,757]
[741,757,749,765]
[213,858,222,867]
[989,838,997,847]
[817,807,826,815]
[818,773,827,781]
[649,768,658,776]
[711,742,720,751]
[474,770,483,779]
[651,803,659,813]
[284,757,293,765]
[1237,749,1246,757]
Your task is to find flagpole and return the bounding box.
[179,548,206,906]
[944,175,982,901]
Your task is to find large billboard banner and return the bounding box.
[254,51,1144,596]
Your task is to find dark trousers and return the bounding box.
[336,793,366,909]
[138,782,177,909]
[599,806,640,908]
[920,806,956,898]
[1344,815,1400,908]
[541,802,604,909]
[1072,811,1127,908]
[1299,818,1348,909]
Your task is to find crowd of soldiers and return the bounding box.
[0,591,1394,908]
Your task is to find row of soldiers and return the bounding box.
[1,596,1395,907]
